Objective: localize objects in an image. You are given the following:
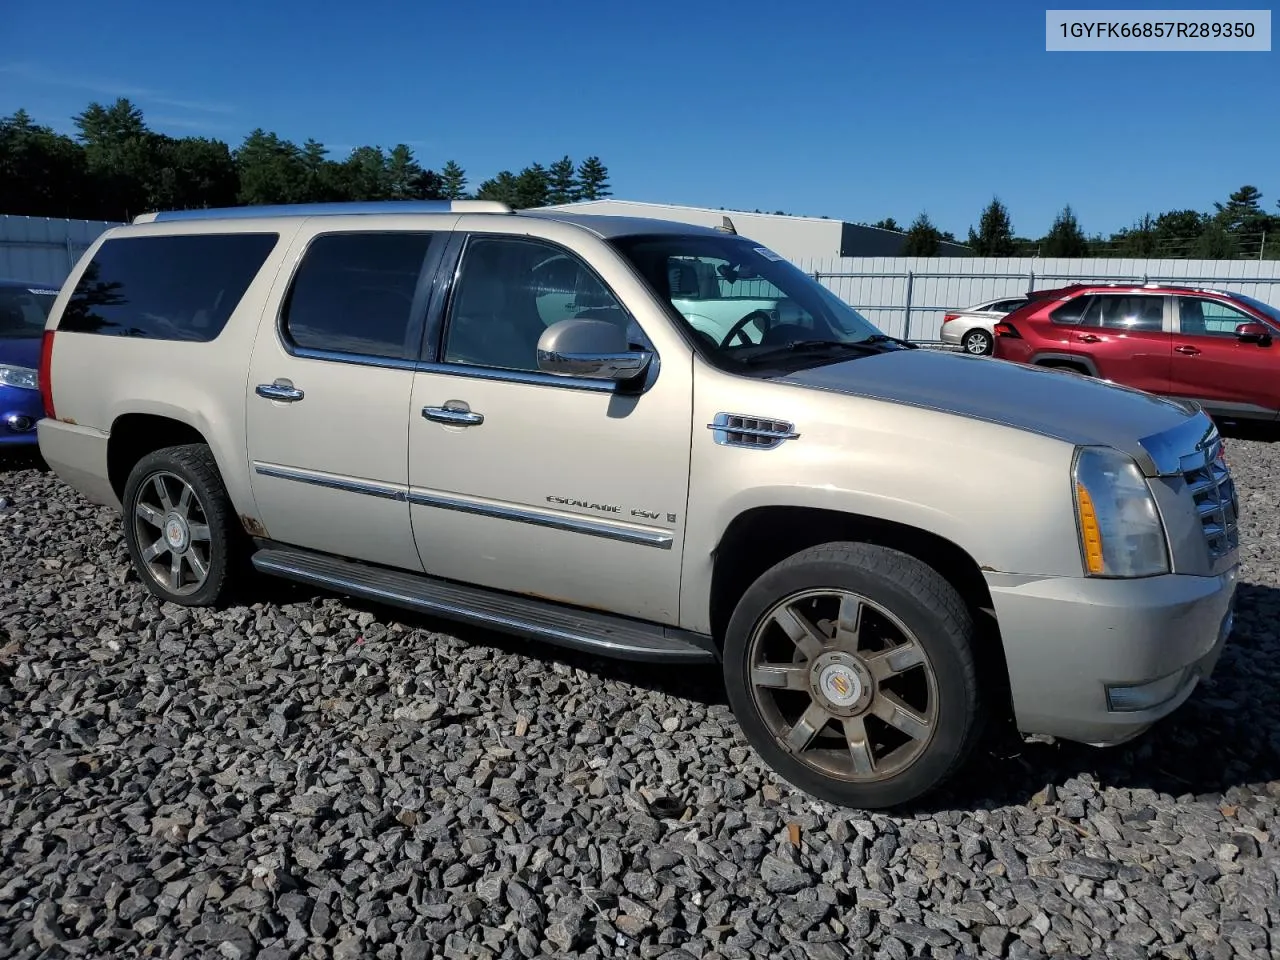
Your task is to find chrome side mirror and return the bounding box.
[536,318,653,381]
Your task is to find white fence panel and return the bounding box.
[0,215,122,286]
[797,256,1280,341]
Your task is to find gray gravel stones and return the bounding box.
[3,430,1280,959]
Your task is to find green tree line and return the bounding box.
[891,188,1280,259]
[0,99,612,222]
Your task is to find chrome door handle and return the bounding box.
[1076,334,1101,343]
[1175,345,1200,355]
[256,381,305,402]
[423,404,484,426]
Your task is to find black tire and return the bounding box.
[723,542,982,810]
[121,443,246,607]
[962,329,993,356]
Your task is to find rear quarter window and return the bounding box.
[58,232,279,341]
[1049,295,1095,325]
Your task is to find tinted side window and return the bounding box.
[282,232,435,360]
[60,233,278,340]
[1179,296,1254,337]
[443,236,628,372]
[1096,295,1165,332]
[992,299,1027,314]
[1050,295,1094,325]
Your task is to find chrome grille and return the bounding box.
[1181,435,1239,562]
[707,413,800,450]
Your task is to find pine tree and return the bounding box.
[1040,205,1088,258]
[1214,185,1264,232]
[440,160,467,200]
[967,197,1016,256]
[575,156,610,200]
[385,144,424,200]
[1115,213,1158,257]
[1195,220,1239,259]
[475,171,519,206]
[902,211,941,256]
[547,155,578,204]
[514,163,550,208]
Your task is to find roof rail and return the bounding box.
[132,199,513,224]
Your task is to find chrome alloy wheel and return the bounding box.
[131,471,213,596]
[964,330,992,354]
[747,588,939,782]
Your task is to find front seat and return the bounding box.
[447,243,548,371]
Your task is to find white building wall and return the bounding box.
[537,199,847,263]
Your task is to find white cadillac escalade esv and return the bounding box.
[36,200,1240,809]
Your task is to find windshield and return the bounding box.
[0,285,57,339]
[1232,292,1280,329]
[609,233,894,368]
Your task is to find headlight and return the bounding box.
[1072,445,1168,577]
[0,365,38,390]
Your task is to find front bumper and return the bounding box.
[0,385,42,447]
[987,565,1238,745]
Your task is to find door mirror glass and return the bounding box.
[1235,321,1272,344]
[536,318,653,381]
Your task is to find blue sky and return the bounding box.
[2,0,1275,238]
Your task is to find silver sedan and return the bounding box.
[938,296,1028,355]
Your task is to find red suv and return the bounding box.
[992,282,1280,421]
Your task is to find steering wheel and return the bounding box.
[718,309,775,349]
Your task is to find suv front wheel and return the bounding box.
[723,542,983,809]
[121,443,245,607]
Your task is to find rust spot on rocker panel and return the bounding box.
[240,515,268,537]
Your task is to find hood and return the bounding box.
[0,336,40,369]
[776,348,1207,476]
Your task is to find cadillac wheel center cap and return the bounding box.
[818,663,863,708]
[164,515,189,553]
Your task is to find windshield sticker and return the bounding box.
[753,247,784,262]
[27,288,59,296]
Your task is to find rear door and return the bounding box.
[245,224,453,570]
[1069,293,1173,393]
[1169,295,1280,418]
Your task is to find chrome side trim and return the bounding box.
[278,344,421,371]
[408,488,674,549]
[251,462,672,549]
[252,461,407,501]
[415,361,617,393]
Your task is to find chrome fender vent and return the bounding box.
[707,412,800,450]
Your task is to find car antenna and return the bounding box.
[716,215,738,235]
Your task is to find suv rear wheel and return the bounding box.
[121,443,245,607]
[723,542,982,809]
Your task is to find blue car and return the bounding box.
[0,278,58,448]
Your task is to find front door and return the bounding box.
[246,227,448,571]
[407,231,693,624]
[1169,295,1280,418]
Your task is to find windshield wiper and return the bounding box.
[863,333,918,349]
[740,339,888,365]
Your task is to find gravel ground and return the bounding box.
[1,433,1278,960]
